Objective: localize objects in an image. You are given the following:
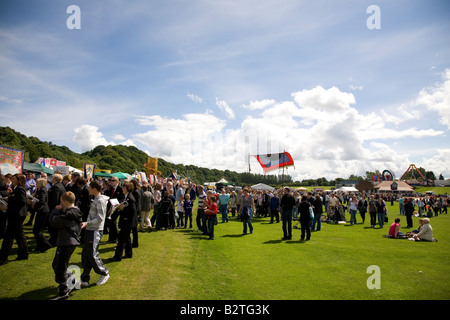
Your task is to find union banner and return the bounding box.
[84,163,96,180]
[0,145,24,175]
[144,156,161,176]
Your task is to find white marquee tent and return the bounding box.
[251,183,275,191]
[336,186,359,193]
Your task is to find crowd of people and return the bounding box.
[0,170,447,299]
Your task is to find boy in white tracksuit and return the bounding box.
[80,181,110,286]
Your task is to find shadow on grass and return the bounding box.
[262,239,306,244]
[188,234,211,240]
[221,234,244,238]
[263,239,282,244]
[9,286,57,300]
[176,229,197,234]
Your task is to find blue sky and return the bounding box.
[1,0,449,180]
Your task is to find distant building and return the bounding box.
[355,181,374,193]
[435,179,450,187]
[336,180,374,193]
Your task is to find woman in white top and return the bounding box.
[414,218,434,241]
[349,195,359,225]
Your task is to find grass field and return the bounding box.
[0,201,449,300]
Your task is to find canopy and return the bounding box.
[68,166,83,174]
[336,186,359,193]
[217,178,233,185]
[95,171,113,178]
[251,183,275,191]
[23,162,54,175]
[112,172,130,180]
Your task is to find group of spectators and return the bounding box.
[0,171,116,299]
[0,170,447,298]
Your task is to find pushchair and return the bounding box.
[327,205,346,223]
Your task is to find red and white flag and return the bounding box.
[254,152,294,173]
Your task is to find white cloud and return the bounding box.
[380,102,423,125]
[187,92,203,104]
[134,112,228,165]
[349,85,364,91]
[415,68,450,129]
[241,99,276,110]
[379,69,450,127]
[292,86,356,112]
[119,139,137,148]
[418,149,450,178]
[113,134,137,147]
[215,97,235,119]
[73,125,116,152]
[112,134,126,141]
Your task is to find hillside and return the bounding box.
[0,126,290,185]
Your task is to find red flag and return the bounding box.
[254,152,294,173]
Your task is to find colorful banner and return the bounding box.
[84,163,96,180]
[36,157,66,168]
[0,145,24,175]
[144,156,161,176]
[254,152,294,173]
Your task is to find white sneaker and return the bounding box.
[96,274,110,286]
[80,281,89,288]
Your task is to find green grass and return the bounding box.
[413,186,450,195]
[1,202,449,300]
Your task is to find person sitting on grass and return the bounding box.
[412,218,435,241]
[412,218,424,234]
[388,218,405,239]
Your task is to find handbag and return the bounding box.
[309,207,314,219]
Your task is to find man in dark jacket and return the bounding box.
[158,191,174,230]
[110,181,136,262]
[404,198,415,228]
[280,188,296,240]
[33,178,52,252]
[48,191,82,300]
[0,174,28,265]
[299,196,312,241]
[0,174,9,239]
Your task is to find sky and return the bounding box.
[1,0,450,181]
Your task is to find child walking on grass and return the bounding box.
[48,191,82,300]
